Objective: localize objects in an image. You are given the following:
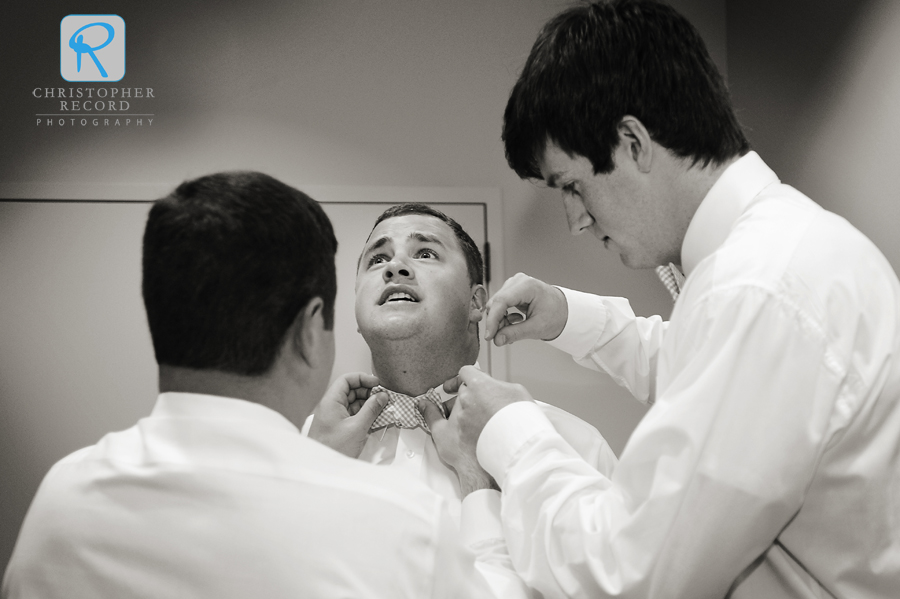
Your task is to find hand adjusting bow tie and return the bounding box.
[368,385,448,434]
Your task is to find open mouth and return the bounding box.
[385,292,417,303]
[379,287,420,305]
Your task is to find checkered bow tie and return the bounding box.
[656,262,685,302]
[368,386,448,434]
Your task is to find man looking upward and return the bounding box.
[349,203,617,530]
[3,173,522,599]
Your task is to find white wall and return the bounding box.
[795,0,900,261]
[0,0,727,569]
[727,0,900,272]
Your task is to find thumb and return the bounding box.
[494,315,541,346]
[417,399,445,431]
[442,374,462,394]
[353,392,388,429]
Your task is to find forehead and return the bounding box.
[365,214,461,251]
[538,142,592,186]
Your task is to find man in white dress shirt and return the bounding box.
[427,1,900,598]
[348,203,617,532]
[2,172,524,599]
[335,203,617,597]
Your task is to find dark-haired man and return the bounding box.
[431,1,900,598]
[329,203,616,595]
[2,173,523,599]
[349,203,616,511]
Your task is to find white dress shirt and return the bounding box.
[477,152,900,598]
[302,370,617,525]
[2,392,523,599]
[303,380,616,598]
[354,384,618,525]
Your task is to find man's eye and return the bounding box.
[416,249,438,259]
[367,254,388,267]
[562,183,579,197]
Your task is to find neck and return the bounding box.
[368,334,477,396]
[664,153,741,268]
[687,154,739,206]
[158,363,316,430]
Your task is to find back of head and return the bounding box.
[142,171,337,376]
[503,0,750,179]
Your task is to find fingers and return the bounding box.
[339,372,380,392]
[507,311,525,325]
[457,364,489,386]
[488,277,568,346]
[444,359,491,393]
[484,272,552,344]
[491,314,546,347]
[325,372,380,408]
[417,398,446,431]
[484,296,513,342]
[347,398,365,416]
[494,320,535,347]
[442,374,462,394]
[442,397,456,414]
[352,392,388,429]
[484,273,532,341]
[348,385,374,403]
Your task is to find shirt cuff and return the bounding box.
[546,286,608,358]
[459,489,503,546]
[477,402,556,488]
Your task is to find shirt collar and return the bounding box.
[152,392,299,434]
[681,151,780,276]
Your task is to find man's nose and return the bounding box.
[564,195,593,235]
[383,258,414,281]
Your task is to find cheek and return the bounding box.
[425,280,461,313]
[353,282,372,321]
[450,287,478,319]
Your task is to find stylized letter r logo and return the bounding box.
[69,22,115,78]
[60,15,125,82]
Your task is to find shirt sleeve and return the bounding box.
[546,286,668,404]
[536,400,618,477]
[430,491,537,599]
[478,286,843,599]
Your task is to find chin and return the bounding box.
[622,258,656,270]
[618,253,641,269]
[360,318,421,343]
[618,250,658,270]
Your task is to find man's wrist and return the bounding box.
[456,464,497,497]
[542,284,569,341]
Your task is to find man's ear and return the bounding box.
[290,296,328,368]
[469,284,487,323]
[617,115,653,173]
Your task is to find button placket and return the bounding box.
[392,428,427,478]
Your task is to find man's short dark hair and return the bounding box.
[367,203,484,286]
[142,171,337,376]
[502,0,750,179]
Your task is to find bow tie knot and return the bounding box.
[368,385,447,434]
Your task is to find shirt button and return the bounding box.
[405,450,416,459]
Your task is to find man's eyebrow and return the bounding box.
[362,236,391,255]
[545,172,561,189]
[357,235,391,272]
[410,232,445,246]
